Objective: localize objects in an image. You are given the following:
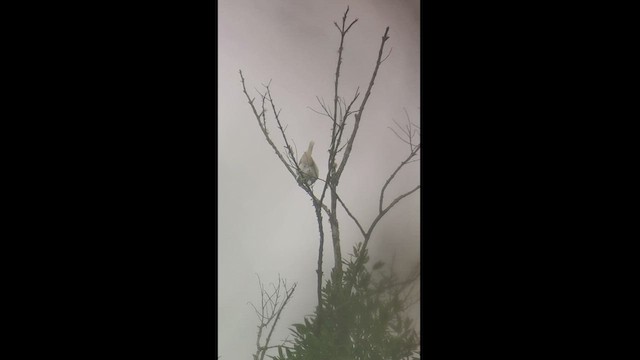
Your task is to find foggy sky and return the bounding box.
[218,1,420,358]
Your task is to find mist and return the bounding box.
[219,1,420,358]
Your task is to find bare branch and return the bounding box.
[402,107,412,123]
[365,184,420,249]
[249,302,264,320]
[318,6,359,214]
[333,87,360,155]
[377,110,421,220]
[252,276,298,360]
[336,26,391,182]
[316,96,335,122]
[261,281,296,360]
[336,192,366,238]
[307,106,333,120]
[387,127,413,147]
[240,70,332,216]
[239,70,297,179]
[345,87,360,116]
[379,143,421,213]
[404,108,421,132]
[392,118,411,138]
[265,87,293,158]
[345,18,359,33]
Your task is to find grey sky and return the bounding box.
[218,1,420,358]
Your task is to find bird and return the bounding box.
[298,141,319,186]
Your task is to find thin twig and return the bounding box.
[388,127,413,147]
[307,106,333,120]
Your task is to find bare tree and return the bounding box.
[249,275,297,360]
[240,6,420,349]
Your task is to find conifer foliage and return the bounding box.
[272,243,420,360]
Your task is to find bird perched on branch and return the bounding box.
[298,141,319,186]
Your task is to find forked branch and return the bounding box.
[239,69,331,216]
[379,144,421,214]
[336,110,421,251]
[251,275,297,360]
[335,26,391,182]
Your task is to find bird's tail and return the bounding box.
[307,141,315,155]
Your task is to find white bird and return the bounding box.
[299,141,319,186]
